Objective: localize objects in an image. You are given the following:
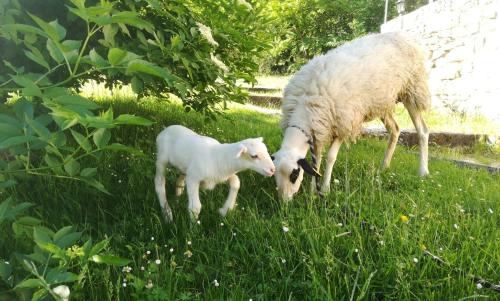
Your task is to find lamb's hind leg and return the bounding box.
[219,174,240,217]
[381,113,401,169]
[155,160,173,222]
[175,174,186,197]
[186,176,202,221]
[407,107,430,176]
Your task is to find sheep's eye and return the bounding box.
[250,154,259,159]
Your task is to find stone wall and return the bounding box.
[381,0,500,120]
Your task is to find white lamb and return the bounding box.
[273,32,431,201]
[155,125,275,222]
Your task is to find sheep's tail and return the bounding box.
[400,68,432,113]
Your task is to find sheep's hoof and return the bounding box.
[419,169,429,177]
[218,207,229,217]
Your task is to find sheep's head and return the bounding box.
[272,149,319,201]
[236,137,275,177]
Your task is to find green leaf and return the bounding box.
[44,154,60,168]
[24,49,50,70]
[28,13,61,42]
[70,130,92,152]
[53,226,74,242]
[82,178,109,194]
[126,59,174,83]
[131,77,143,94]
[89,49,107,68]
[46,269,78,284]
[0,198,13,222]
[31,289,47,301]
[33,226,52,247]
[53,95,100,110]
[0,136,37,149]
[64,158,80,176]
[55,232,81,249]
[25,116,51,140]
[48,19,67,41]
[0,261,12,282]
[107,48,127,66]
[0,24,48,38]
[92,128,110,148]
[89,239,108,256]
[114,114,153,126]
[91,255,130,266]
[80,167,97,177]
[15,278,43,289]
[46,39,65,63]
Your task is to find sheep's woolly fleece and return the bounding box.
[280,32,431,145]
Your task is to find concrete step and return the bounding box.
[248,94,282,107]
[245,86,282,93]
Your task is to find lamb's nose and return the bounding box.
[269,167,275,175]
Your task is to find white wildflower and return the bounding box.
[379,240,385,246]
[233,232,236,237]
[53,285,70,301]
[337,223,343,227]
[4,261,9,265]
[476,283,483,289]
[413,257,419,263]
[453,224,459,229]
[145,280,153,289]
[151,236,155,241]
[213,279,219,287]
[488,208,493,214]
[140,266,145,271]
[333,179,340,184]
[146,250,151,255]
[155,259,161,265]
[281,258,286,264]
[169,248,174,253]
[210,53,229,73]
[122,266,132,273]
[282,226,289,233]
[196,22,218,46]
[184,250,193,258]
[197,220,201,225]
[220,222,224,227]
[122,282,127,287]
[187,241,192,245]
[354,248,359,253]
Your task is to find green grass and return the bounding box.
[8,97,500,300]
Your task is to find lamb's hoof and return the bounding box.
[175,187,184,197]
[163,208,173,223]
[218,207,228,217]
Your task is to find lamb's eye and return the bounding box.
[250,154,259,159]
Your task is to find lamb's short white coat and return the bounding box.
[273,32,431,200]
[155,125,275,221]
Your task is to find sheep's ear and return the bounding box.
[236,144,247,158]
[270,154,275,161]
[297,158,321,177]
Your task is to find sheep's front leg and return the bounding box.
[321,138,342,194]
[186,177,202,221]
[155,161,173,222]
[219,174,240,217]
[175,174,186,197]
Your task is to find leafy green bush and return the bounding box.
[257,0,388,73]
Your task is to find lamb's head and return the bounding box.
[236,137,275,177]
[272,149,319,201]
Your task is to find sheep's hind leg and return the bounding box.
[381,113,401,169]
[175,174,186,197]
[310,146,323,193]
[407,107,430,176]
[186,177,202,221]
[321,138,342,194]
[219,174,240,217]
[155,160,173,222]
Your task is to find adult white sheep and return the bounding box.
[155,125,275,222]
[272,32,431,201]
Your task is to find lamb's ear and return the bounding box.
[297,158,321,177]
[270,154,275,161]
[236,144,247,158]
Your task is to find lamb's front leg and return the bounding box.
[186,177,202,221]
[219,174,240,217]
